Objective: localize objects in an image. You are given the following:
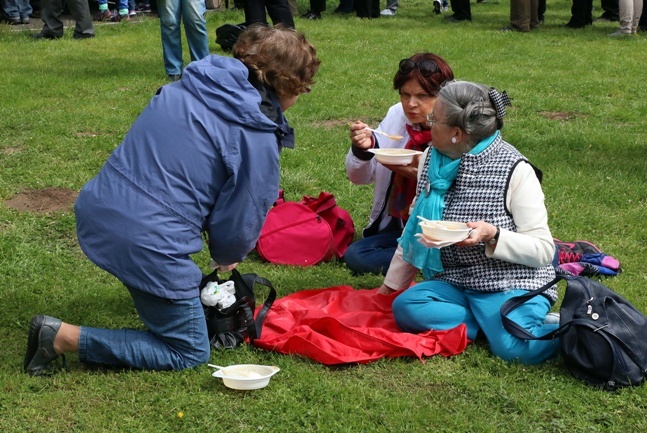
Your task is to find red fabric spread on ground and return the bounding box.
[253,286,468,365]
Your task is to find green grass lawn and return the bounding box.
[1,1,646,431]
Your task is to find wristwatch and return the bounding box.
[488,227,500,245]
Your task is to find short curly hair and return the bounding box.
[232,25,321,98]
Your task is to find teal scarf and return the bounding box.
[399,132,499,279]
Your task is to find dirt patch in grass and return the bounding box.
[4,187,78,214]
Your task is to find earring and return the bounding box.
[451,137,456,144]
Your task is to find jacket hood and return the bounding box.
[180,54,279,133]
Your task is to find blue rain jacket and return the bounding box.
[75,55,293,300]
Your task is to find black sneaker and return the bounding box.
[32,31,62,39]
[2,15,21,25]
[24,315,66,376]
[73,32,95,40]
[301,10,322,20]
[135,2,152,13]
[433,0,441,14]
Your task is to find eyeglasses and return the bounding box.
[426,112,449,127]
[398,59,439,77]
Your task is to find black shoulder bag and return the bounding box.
[501,274,647,389]
[200,268,276,350]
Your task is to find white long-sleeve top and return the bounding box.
[345,103,410,236]
[384,148,555,291]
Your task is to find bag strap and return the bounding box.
[500,275,568,341]
[247,274,277,340]
[302,191,337,214]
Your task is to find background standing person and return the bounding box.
[31,0,94,39]
[302,0,325,19]
[609,0,642,34]
[158,0,209,81]
[94,0,130,21]
[446,0,471,21]
[502,0,540,31]
[380,81,559,365]
[1,0,32,24]
[23,25,320,375]
[244,0,295,28]
[345,53,454,276]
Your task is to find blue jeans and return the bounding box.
[78,287,211,370]
[157,0,209,75]
[2,0,32,18]
[392,281,559,364]
[344,230,401,275]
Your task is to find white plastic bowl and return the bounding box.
[419,220,472,242]
[212,364,280,390]
[367,148,422,166]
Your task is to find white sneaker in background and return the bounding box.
[609,30,633,36]
[433,0,442,14]
[380,8,396,16]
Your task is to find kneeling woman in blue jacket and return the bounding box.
[24,25,320,374]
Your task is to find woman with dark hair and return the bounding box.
[380,81,559,364]
[344,53,454,276]
[23,25,320,375]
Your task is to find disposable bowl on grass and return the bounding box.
[212,364,280,390]
[419,220,472,242]
[367,148,422,166]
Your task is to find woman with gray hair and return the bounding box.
[378,81,559,365]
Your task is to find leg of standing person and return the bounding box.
[599,0,620,20]
[114,0,131,19]
[530,0,539,28]
[244,0,269,26]
[380,0,398,15]
[448,0,471,21]
[66,0,95,38]
[614,0,641,33]
[2,0,19,24]
[466,289,559,365]
[19,0,33,23]
[627,0,643,32]
[287,0,298,15]
[265,0,295,27]
[565,0,593,27]
[34,0,65,37]
[336,0,355,13]
[180,0,209,63]
[509,0,531,31]
[158,0,185,77]
[537,0,546,23]
[343,230,401,276]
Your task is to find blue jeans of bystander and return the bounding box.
[157,0,209,76]
[78,286,211,370]
[3,0,33,19]
[344,229,401,276]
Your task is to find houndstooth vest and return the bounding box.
[418,134,557,302]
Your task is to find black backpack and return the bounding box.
[200,269,276,349]
[215,23,246,52]
[501,274,647,389]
